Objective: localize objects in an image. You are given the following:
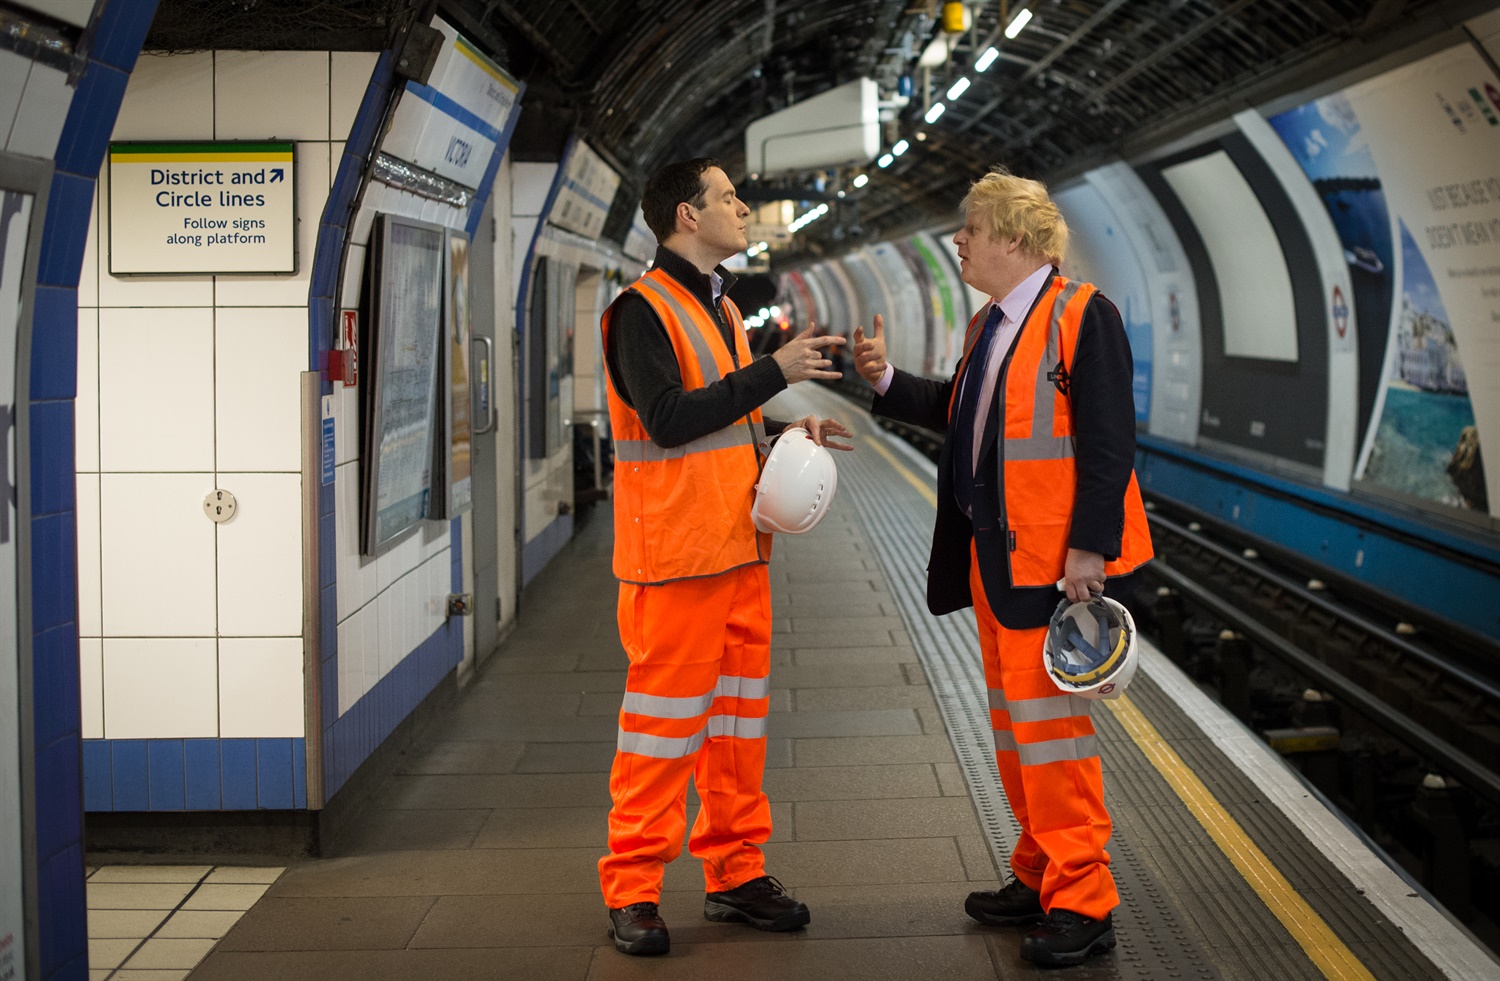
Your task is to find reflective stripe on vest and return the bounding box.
[614,421,761,462]
[1003,279,1084,463]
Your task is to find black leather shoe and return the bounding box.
[1020,909,1116,967]
[608,902,669,955]
[965,877,1044,926]
[704,875,810,932]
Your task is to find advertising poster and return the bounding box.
[0,187,32,981]
[1270,44,1499,518]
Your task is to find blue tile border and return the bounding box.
[29,1,160,976]
[322,618,461,797]
[1137,442,1500,642]
[82,737,309,812]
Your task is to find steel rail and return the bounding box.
[1147,510,1500,707]
[1148,559,1500,811]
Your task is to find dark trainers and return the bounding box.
[965,877,1044,926]
[1020,909,1115,967]
[704,875,811,932]
[608,902,669,956]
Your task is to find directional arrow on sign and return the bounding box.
[270,169,284,182]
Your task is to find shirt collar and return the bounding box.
[994,263,1055,324]
[651,244,737,311]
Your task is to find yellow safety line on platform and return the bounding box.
[860,429,937,507]
[1105,697,1374,980]
[861,422,1373,981]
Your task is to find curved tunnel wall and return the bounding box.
[780,31,1500,640]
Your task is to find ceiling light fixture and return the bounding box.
[892,139,909,156]
[1005,8,1032,39]
[947,77,971,100]
[853,174,869,188]
[975,46,999,71]
[878,153,894,168]
[924,102,946,123]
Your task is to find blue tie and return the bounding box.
[952,305,1004,519]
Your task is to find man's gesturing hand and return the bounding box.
[851,314,887,386]
[792,414,853,452]
[772,326,845,384]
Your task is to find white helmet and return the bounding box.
[1043,594,1138,700]
[751,427,838,534]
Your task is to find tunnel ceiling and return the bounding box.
[145,0,1477,258]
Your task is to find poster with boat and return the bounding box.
[1268,43,1498,518]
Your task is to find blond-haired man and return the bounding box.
[852,168,1152,967]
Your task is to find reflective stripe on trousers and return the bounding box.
[970,545,1118,921]
[599,563,773,907]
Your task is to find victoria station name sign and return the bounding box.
[109,141,296,274]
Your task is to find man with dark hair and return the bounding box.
[598,158,848,956]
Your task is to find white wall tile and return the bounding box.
[349,187,381,246]
[331,53,377,141]
[80,638,104,740]
[376,524,423,594]
[335,610,359,716]
[214,306,305,472]
[103,638,218,739]
[216,472,303,637]
[214,142,328,307]
[337,463,379,620]
[7,61,70,158]
[219,638,304,737]
[78,183,99,308]
[334,463,357,620]
[340,243,364,309]
[375,587,394,684]
[76,473,101,638]
[112,52,214,141]
[98,165,214,305]
[98,308,215,472]
[0,50,29,145]
[215,52,330,141]
[511,163,556,217]
[76,308,99,472]
[100,473,217,636]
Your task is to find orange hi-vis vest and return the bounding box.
[602,267,771,585]
[949,275,1153,587]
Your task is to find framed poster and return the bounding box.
[431,228,474,518]
[361,214,445,554]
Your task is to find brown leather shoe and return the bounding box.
[608,902,669,955]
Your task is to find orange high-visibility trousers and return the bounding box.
[598,562,773,908]
[970,548,1118,920]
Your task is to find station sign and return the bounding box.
[383,19,521,191]
[547,139,619,242]
[108,141,296,274]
